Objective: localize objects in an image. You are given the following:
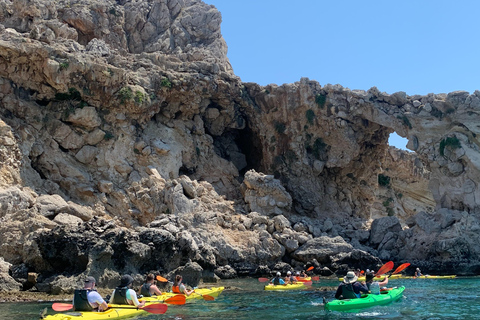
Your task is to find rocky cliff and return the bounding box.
[0,0,479,292]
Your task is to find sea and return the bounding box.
[1,276,478,320]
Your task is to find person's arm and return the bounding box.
[108,290,115,304]
[279,279,285,285]
[151,285,162,295]
[127,289,145,307]
[90,291,108,311]
[379,276,389,287]
[335,284,343,299]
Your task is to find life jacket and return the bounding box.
[73,289,94,311]
[273,277,281,285]
[172,284,182,294]
[140,283,152,297]
[341,283,359,299]
[111,287,129,304]
[289,276,296,283]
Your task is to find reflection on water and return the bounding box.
[0,277,479,320]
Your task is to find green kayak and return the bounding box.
[324,286,405,311]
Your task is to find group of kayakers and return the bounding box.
[72,273,191,312]
[269,270,309,285]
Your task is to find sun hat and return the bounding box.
[120,275,134,287]
[85,276,96,284]
[343,271,358,284]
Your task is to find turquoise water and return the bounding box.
[1,277,479,319]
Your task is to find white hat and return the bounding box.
[296,271,300,275]
[343,271,358,284]
[287,271,291,275]
[276,272,281,276]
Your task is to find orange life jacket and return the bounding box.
[172,285,181,294]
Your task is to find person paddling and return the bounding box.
[365,271,388,294]
[109,275,146,307]
[138,273,162,297]
[335,271,369,299]
[285,271,297,284]
[172,275,194,296]
[73,276,108,312]
[270,272,285,285]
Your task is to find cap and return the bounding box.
[276,272,281,276]
[85,276,96,284]
[120,275,134,287]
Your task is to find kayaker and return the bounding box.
[172,275,194,296]
[334,271,369,299]
[73,276,108,312]
[365,271,388,294]
[285,271,297,283]
[415,268,423,277]
[138,273,162,297]
[270,272,285,285]
[109,275,146,307]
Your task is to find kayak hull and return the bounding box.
[324,286,405,311]
[143,286,224,302]
[44,305,147,320]
[264,283,306,291]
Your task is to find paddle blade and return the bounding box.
[302,281,313,286]
[156,275,168,282]
[307,266,314,271]
[258,277,270,282]
[375,261,394,276]
[165,295,186,305]
[392,263,411,275]
[142,303,168,314]
[52,303,74,311]
[312,276,320,281]
[202,295,215,301]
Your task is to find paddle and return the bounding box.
[194,292,215,301]
[391,263,410,275]
[301,281,313,286]
[164,295,186,305]
[312,276,320,281]
[306,266,314,272]
[375,261,394,276]
[52,303,168,314]
[156,275,168,282]
[258,277,270,282]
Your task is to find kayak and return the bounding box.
[324,286,405,311]
[402,275,456,279]
[264,283,307,291]
[143,286,225,302]
[338,274,402,282]
[297,277,311,281]
[44,304,152,320]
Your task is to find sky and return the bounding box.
[203,0,480,151]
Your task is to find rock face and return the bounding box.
[0,0,480,292]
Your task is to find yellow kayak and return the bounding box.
[44,304,162,320]
[143,286,225,302]
[264,283,307,291]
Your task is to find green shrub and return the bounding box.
[306,109,315,125]
[59,61,69,70]
[439,136,461,156]
[118,87,133,104]
[378,174,390,187]
[387,207,395,216]
[134,91,144,104]
[315,93,327,108]
[161,77,172,88]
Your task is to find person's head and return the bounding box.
[296,271,300,276]
[174,275,182,285]
[145,274,155,283]
[119,275,134,288]
[416,268,420,272]
[276,272,281,277]
[343,271,358,284]
[84,276,96,289]
[287,271,291,276]
[365,272,374,283]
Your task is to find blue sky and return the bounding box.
[203,1,480,150]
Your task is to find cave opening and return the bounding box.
[388,132,411,151]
